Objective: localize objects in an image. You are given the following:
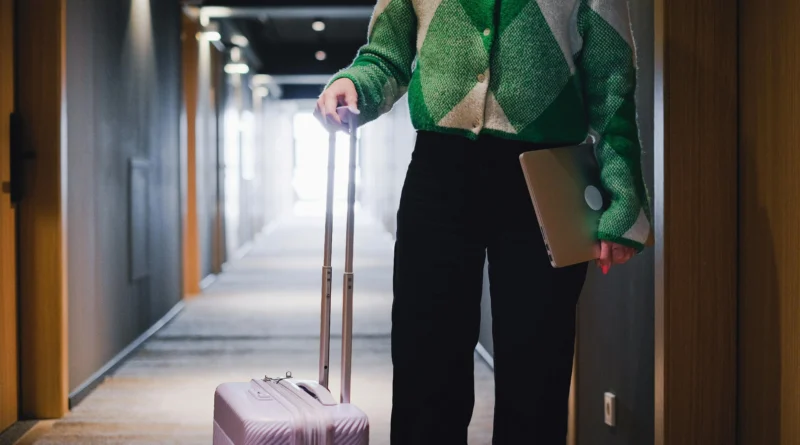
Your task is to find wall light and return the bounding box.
[312,21,326,32]
[231,35,249,47]
[315,51,327,61]
[224,63,250,75]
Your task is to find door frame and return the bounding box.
[0,0,19,431]
[181,13,202,297]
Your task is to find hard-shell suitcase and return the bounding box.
[213,108,369,445]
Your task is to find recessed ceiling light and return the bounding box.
[224,63,249,75]
[197,31,221,42]
[231,47,242,62]
[312,21,326,32]
[251,74,272,86]
[315,51,327,61]
[231,35,249,47]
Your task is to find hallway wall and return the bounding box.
[259,99,296,226]
[66,0,183,395]
[194,36,224,279]
[575,1,655,443]
[219,73,270,259]
[359,97,415,237]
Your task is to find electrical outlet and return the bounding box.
[604,392,616,427]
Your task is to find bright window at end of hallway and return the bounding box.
[291,111,361,206]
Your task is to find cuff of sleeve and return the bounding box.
[597,231,646,253]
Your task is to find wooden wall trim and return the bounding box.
[0,0,19,431]
[182,14,201,297]
[16,0,70,418]
[654,0,738,444]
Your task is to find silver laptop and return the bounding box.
[519,142,605,268]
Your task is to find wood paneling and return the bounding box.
[738,1,800,444]
[182,15,202,297]
[654,0,738,444]
[16,0,70,418]
[0,0,19,431]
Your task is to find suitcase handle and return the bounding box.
[318,106,360,404]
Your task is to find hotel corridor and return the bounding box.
[20,208,495,444]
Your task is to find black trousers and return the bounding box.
[390,131,588,445]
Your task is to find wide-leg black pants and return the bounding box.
[390,131,588,445]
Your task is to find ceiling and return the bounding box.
[186,1,375,99]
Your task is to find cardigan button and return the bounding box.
[477,73,486,83]
[483,28,491,36]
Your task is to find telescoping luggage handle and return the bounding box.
[318,106,359,404]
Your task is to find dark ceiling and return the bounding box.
[186,1,374,98]
[230,16,368,76]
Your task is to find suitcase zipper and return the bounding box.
[274,381,335,445]
[255,379,308,444]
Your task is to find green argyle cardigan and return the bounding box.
[327,0,652,251]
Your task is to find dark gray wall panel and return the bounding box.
[67,0,183,392]
[194,41,221,278]
[576,1,655,443]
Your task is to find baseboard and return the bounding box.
[231,240,254,262]
[199,274,217,290]
[475,343,494,370]
[221,219,283,272]
[0,421,37,445]
[8,421,54,445]
[68,301,186,408]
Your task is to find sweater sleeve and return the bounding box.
[577,0,652,252]
[326,0,418,126]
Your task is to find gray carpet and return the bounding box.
[30,209,495,444]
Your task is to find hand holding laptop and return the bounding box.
[595,240,635,275]
[519,143,641,271]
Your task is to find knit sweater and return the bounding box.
[327,0,652,251]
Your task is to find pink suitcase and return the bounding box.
[213,108,370,445]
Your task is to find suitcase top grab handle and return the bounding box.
[318,106,360,404]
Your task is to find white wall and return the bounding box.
[261,99,297,225]
[358,97,416,236]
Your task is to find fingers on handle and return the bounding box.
[323,93,342,128]
[344,88,358,109]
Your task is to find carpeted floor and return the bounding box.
[29,207,495,444]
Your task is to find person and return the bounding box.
[315,0,651,443]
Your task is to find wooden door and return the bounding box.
[654,0,738,443]
[738,1,800,443]
[0,0,19,431]
[16,0,69,418]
